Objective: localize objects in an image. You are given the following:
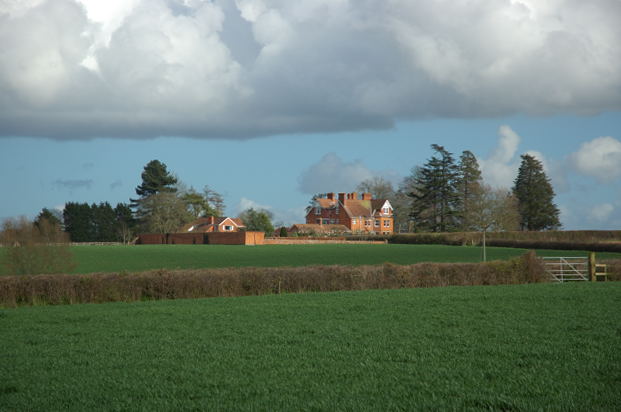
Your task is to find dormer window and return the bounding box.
[315,207,321,215]
[383,207,390,215]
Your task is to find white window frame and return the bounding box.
[374,219,380,227]
[383,220,390,227]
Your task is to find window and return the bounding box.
[365,220,371,227]
[352,218,357,225]
[322,219,329,225]
[316,218,321,224]
[383,220,390,227]
[330,219,336,224]
[224,225,234,231]
[383,207,390,215]
[315,207,321,215]
[375,220,380,227]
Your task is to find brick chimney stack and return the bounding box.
[350,192,358,200]
[326,192,335,200]
[362,193,372,200]
[338,192,346,203]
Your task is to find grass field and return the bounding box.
[1,282,620,410]
[2,243,620,275]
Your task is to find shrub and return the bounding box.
[0,217,75,276]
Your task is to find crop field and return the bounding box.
[1,282,620,410]
[2,243,620,275]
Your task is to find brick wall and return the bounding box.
[206,231,264,245]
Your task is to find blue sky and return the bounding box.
[1,1,620,229]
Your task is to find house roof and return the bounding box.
[315,198,337,208]
[179,217,245,233]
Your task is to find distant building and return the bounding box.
[305,192,394,234]
[179,216,245,233]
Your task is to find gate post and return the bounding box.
[588,252,596,282]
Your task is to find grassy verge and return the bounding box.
[1,282,620,410]
[2,244,620,276]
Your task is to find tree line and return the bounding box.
[27,159,275,243]
[355,145,560,233]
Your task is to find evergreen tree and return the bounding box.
[512,154,561,231]
[63,202,94,242]
[393,167,424,232]
[457,150,483,231]
[91,202,117,242]
[132,160,179,229]
[410,145,460,232]
[35,208,62,230]
[134,160,178,198]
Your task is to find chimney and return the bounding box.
[350,192,358,200]
[362,193,372,200]
[209,216,215,225]
[338,192,346,203]
[326,192,335,200]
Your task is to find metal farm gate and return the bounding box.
[542,257,589,282]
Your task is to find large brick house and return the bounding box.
[179,216,245,233]
[305,192,394,234]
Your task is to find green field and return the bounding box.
[3,243,620,275]
[1,282,620,410]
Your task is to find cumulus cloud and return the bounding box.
[297,153,378,195]
[479,125,521,188]
[1,0,620,139]
[570,136,621,182]
[236,197,304,225]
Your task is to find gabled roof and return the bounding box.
[343,201,372,217]
[179,217,245,233]
[315,198,337,208]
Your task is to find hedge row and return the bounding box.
[346,231,621,252]
[0,252,546,307]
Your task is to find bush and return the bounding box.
[0,217,75,276]
[0,252,547,307]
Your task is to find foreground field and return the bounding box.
[1,282,620,410]
[3,244,620,275]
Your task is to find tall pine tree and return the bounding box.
[134,160,177,198]
[410,145,460,232]
[457,150,483,231]
[512,154,561,231]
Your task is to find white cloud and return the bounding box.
[236,197,304,225]
[479,125,521,188]
[237,197,271,212]
[1,0,620,139]
[570,136,621,182]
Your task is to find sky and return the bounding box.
[0,0,620,229]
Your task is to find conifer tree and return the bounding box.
[134,160,177,198]
[410,145,460,232]
[457,150,483,231]
[512,154,561,231]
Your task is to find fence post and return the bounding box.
[588,252,596,282]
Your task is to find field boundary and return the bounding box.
[0,252,546,307]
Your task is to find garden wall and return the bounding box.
[137,232,264,245]
[263,237,385,245]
